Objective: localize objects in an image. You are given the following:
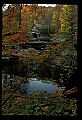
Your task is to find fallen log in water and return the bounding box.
[63,87,77,96]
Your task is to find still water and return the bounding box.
[2,71,64,95]
[20,78,63,95]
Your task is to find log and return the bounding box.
[63,87,77,95]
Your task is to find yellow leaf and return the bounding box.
[41,106,49,111]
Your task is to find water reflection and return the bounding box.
[2,70,64,96]
[21,78,63,95]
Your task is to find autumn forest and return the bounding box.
[2,4,77,116]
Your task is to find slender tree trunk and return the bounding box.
[19,4,22,29]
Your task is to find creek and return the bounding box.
[2,72,64,95]
[19,77,63,95]
[2,58,65,96]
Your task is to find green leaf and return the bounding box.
[64,112,69,115]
